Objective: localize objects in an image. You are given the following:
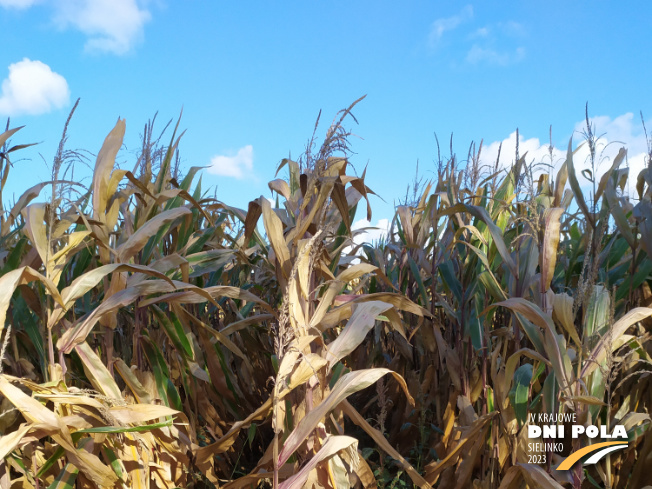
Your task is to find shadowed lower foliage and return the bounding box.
[1,99,651,488]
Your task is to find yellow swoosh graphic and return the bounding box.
[557,441,627,470]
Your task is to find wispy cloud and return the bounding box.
[428,9,527,67]
[0,58,69,116]
[503,21,527,37]
[428,5,473,48]
[208,145,255,179]
[465,21,526,66]
[468,22,526,42]
[466,45,525,66]
[0,0,151,55]
[0,0,40,8]
[54,0,151,55]
[470,26,490,39]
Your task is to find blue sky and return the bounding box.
[1,0,651,230]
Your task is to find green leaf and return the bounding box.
[47,464,79,489]
[141,334,183,410]
[153,306,193,358]
[75,420,173,434]
[509,364,533,426]
[247,423,257,447]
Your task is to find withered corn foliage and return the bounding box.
[1,99,652,489]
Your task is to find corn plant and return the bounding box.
[0,100,651,488]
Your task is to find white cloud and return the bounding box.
[428,10,526,66]
[54,0,151,54]
[470,26,490,39]
[480,131,564,171]
[0,0,39,8]
[0,58,69,116]
[465,21,526,66]
[466,45,525,66]
[479,112,652,198]
[0,0,151,54]
[571,113,651,197]
[352,218,391,245]
[502,21,527,37]
[428,5,473,48]
[208,145,254,179]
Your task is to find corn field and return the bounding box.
[1,99,651,488]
